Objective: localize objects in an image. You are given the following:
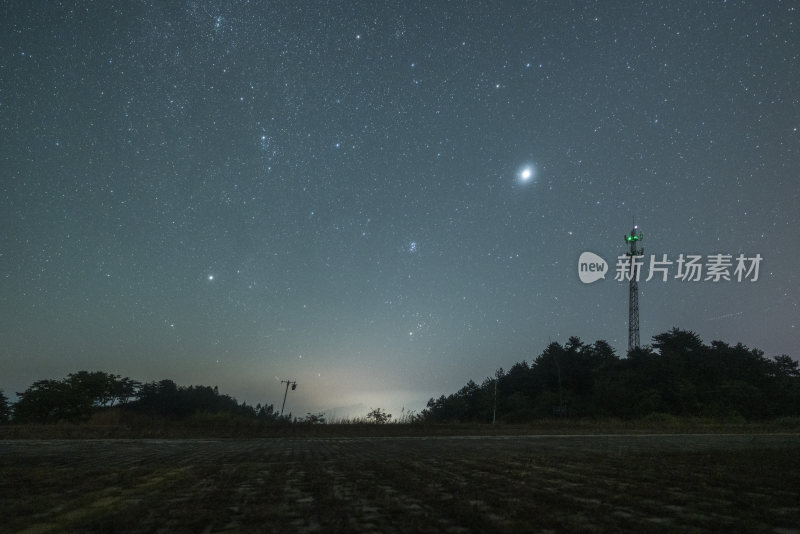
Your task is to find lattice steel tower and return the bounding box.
[624,224,644,352]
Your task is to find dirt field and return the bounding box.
[2,433,799,533]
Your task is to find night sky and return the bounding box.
[2,1,798,418]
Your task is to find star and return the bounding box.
[518,165,536,184]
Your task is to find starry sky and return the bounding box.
[2,1,798,418]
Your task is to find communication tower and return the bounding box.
[624,224,644,352]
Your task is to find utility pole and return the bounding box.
[624,223,644,352]
[280,380,296,417]
[492,377,497,424]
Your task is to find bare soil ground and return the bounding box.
[2,433,799,533]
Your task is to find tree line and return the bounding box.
[422,328,800,422]
[1,328,797,425]
[0,371,279,424]
[0,372,395,426]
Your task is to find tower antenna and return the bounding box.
[624,223,644,352]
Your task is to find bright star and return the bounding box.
[518,165,537,184]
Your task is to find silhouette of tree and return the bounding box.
[14,379,93,423]
[111,376,141,406]
[66,371,117,407]
[768,355,800,417]
[422,329,800,422]
[0,390,10,423]
[773,355,800,378]
[301,412,326,424]
[133,379,180,416]
[7,370,283,425]
[255,402,279,421]
[129,379,270,420]
[652,327,704,355]
[365,408,391,424]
